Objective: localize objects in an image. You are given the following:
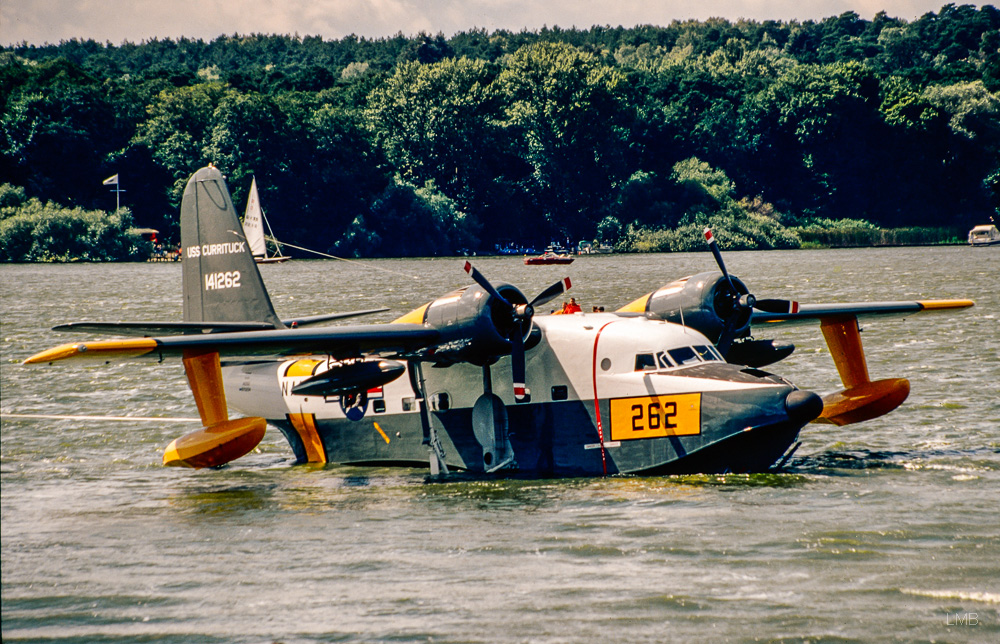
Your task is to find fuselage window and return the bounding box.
[668,346,701,366]
[634,353,657,371]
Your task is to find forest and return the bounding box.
[2,4,999,260]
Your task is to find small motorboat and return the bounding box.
[524,251,574,265]
[968,224,1000,246]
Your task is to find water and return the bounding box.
[2,247,998,643]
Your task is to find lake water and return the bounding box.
[2,247,998,643]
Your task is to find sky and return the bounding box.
[1,1,972,47]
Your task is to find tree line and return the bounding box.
[2,4,998,260]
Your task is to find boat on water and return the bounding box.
[243,177,291,263]
[524,250,574,265]
[968,224,1000,246]
[576,240,613,255]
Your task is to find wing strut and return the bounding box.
[410,362,449,475]
[815,317,910,426]
[161,348,267,467]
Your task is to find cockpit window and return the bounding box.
[639,346,723,372]
[634,353,657,371]
[694,345,722,362]
[667,346,701,366]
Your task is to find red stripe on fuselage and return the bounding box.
[591,320,620,476]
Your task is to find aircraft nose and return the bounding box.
[785,389,824,424]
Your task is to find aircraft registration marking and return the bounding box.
[204,271,241,290]
[609,393,701,441]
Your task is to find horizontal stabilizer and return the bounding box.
[281,307,389,328]
[53,321,278,336]
[753,299,973,324]
[52,308,390,337]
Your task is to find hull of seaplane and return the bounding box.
[223,314,822,476]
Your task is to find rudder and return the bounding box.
[180,166,283,327]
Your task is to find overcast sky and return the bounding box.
[2,1,969,47]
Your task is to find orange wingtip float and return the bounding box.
[816,379,911,426]
[816,317,912,426]
[162,348,266,468]
[163,417,267,468]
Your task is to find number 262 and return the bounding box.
[631,401,677,431]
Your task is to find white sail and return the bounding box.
[243,177,267,258]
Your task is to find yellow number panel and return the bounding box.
[609,393,701,441]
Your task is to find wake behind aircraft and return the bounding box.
[24,166,975,477]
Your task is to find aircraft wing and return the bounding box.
[751,299,974,324]
[24,324,441,365]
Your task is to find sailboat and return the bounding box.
[243,177,291,264]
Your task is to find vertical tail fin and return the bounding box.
[180,166,283,328]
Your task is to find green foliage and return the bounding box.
[878,76,943,131]
[0,182,27,210]
[791,218,962,247]
[364,57,501,215]
[131,82,231,198]
[618,204,800,253]
[922,80,1000,140]
[493,42,634,236]
[2,6,999,258]
[334,177,480,257]
[616,157,800,252]
[0,193,149,262]
[596,215,623,245]
[671,157,734,205]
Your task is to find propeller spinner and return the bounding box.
[464,261,570,402]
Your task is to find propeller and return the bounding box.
[464,261,571,402]
[703,229,798,355]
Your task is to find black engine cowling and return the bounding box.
[640,271,753,343]
[401,283,532,366]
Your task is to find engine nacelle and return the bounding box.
[393,283,531,366]
[291,358,406,396]
[618,271,752,344]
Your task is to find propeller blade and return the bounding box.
[461,262,543,402]
[704,228,737,293]
[463,261,510,308]
[530,277,572,309]
[754,298,799,314]
[510,324,528,403]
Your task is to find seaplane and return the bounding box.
[23,166,975,477]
